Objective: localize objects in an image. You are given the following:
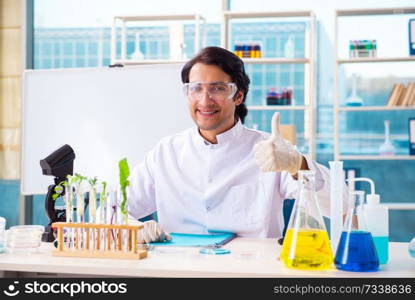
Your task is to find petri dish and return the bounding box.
[9,225,44,233]
[199,247,231,255]
[6,225,44,253]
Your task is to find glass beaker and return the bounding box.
[280,170,334,270]
[334,190,379,272]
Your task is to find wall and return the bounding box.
[0,0,23,227]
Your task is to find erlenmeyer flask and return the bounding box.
[334,190,379,272]
[280,170,334,270]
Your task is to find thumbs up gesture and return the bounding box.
[253,112,303,175]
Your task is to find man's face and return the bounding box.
[187,63,243,136]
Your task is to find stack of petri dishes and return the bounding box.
[6,225,45,253]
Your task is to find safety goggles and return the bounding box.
[183,82,237,102]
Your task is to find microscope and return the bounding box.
[39,144,75,242]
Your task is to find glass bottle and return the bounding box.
[280,170,334,270]
[334,190,379,272]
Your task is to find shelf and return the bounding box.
[336,7,415,17]
[337,106,415,111]
[242,58,309,64]
[223,10,313,19]
[112,60,186,65]
[337,57,415,64]
[333,6,415,165]
[111,13,206,65]
[382,202,415,210]
[113,14,206,22]
[338,155,415,160]
[248,105,307,111]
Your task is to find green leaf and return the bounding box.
[118,158,130,216]
[119,158,130,189]
[88,176,98,187]
[52,182,64,201]
[100,181,107,204]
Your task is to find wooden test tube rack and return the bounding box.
[52,222,148,260]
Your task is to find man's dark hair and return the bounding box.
[181,46,250,123]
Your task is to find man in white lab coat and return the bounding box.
[127,46,332,243]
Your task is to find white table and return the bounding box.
[0,239,414,277]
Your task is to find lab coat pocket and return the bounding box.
[228,182,265,226]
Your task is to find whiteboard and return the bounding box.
[22,64,193,195]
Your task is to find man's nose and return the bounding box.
[198,89,214,104]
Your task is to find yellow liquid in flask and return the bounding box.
[280,229,334,270]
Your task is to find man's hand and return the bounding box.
[253,112,303,175]
[138,220,171,244]
[128,218,171,244]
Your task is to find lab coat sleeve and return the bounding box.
[279,154,347,218]
[126,147,158,220]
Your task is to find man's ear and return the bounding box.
[234,90,244,106]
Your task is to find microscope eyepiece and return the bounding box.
[40,144,75,180]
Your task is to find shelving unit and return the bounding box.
[222,10,317,158]
[249,105,307,111]
[110,14,206,65]
[338,155,415,161]
[333,7,415,161]
[334,7,415,212]
[338,106,415,111]
[337,56,415,64]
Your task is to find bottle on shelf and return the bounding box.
[346,73,363,106]
[131,33,144,60]
[284,35,295,58]
[409,19,415,56]
[378,120,396,155]
[266,87,293,105]
[266,88,277,105]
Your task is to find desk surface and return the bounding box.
[0,239,414,277]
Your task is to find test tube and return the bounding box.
[99,187,108,251]
[76,183,85,249]
[89,186,97,250]
[329,161,344,253]
[109,190,118,251]
[64,184,74,248]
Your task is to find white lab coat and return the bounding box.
[127,120,332,238]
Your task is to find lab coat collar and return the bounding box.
[192,119,244,148]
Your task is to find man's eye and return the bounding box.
[190,85,203,92]
[211,85,227,92]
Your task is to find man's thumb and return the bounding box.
[271,112,281,140]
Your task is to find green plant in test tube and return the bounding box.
[118,158,130,225]
[63,175,77,223]
[88,177,98,223]
[100,181,108,223]
[74,173,87,222]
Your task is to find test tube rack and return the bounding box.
[52,222,148,260]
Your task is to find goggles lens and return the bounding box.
[183,82,237,101]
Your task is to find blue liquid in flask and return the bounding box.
[335,231,379,272]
